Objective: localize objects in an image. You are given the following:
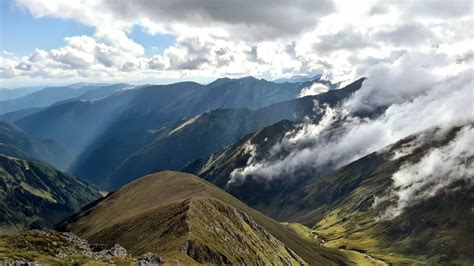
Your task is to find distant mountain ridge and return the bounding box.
[0,83,129,115]
[0,86,44,101]
[12,76,332,185]
[273,74,323,83]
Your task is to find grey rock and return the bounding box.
[137,252,165,265]
[110,243,127,257]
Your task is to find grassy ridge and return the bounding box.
[58,171,356,264]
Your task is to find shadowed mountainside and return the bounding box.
[0,121,71,170]
[0,154,101,234]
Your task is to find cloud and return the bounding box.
[404,0,473,19]
[229,54,474,184]
[101,0,335,41]
[2,0,473,86]
[0,35,148,80]
[345,51,448,110]
[16,0,334,42]
[313,30,376,53]
[374,23,436,46]
[298,83,330,97]
[377,124,474,219]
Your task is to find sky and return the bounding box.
[0,0,473,87]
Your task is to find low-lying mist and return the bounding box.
[229,52,474,217]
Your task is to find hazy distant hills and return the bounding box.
[0,86,43,101]
[0,154,101,233]
[15,77,315,151]
[0,121,71,170]
[56,171,350,265]
[12,77,328,186]
[0,83,129,115]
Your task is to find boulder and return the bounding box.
[109,244,127,257]
[137,252,165,265]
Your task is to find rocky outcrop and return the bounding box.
[110,244,127,257]
[137,252,165,265]
[180,239,230,264]
[3,230,133,262]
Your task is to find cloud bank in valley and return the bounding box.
[229,50,473,217]
[230,51,474,182]
[376,124,474,220]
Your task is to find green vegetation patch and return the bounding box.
[19,182,57,203]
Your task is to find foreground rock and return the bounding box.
[0,230,164,265]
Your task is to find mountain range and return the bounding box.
[0,75,472,264]
[10,76,335,187]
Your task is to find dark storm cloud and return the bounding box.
[102,0,335,41]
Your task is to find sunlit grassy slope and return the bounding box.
[57,171,355,264]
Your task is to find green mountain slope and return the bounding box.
[57,171,351,265]
[300,124,474,264]
[0,121,71,170]
[0,155,101,234]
